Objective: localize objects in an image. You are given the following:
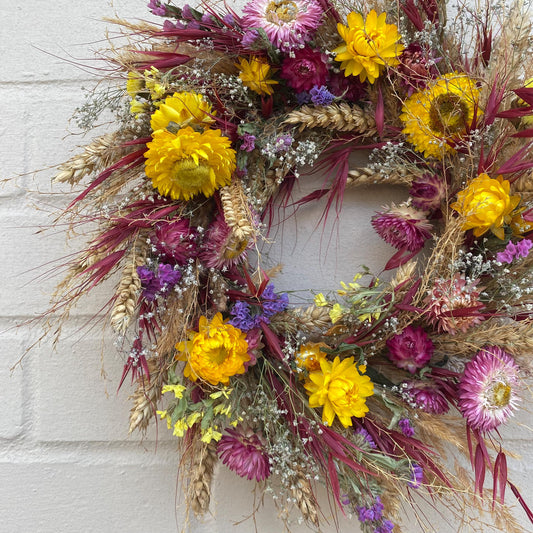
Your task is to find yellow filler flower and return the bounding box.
[400,73,480,159]
[150,91,215,132]
[333,10,403,84]
[304,356,374,427]
[144,127,236,201]
[237,57,278,96]
[451,173,520,239]
[176,313,250,386]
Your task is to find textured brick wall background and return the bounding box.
[1,1,532,532]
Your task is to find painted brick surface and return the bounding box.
[1,1,532,532]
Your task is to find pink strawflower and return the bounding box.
[372,204,432,252]
[458,346,520,432]
[280,48,328,92]
[241,0,323,51]
[200,212,252,269]
[424,274,485,335]
[402,380,450,414]
[217,427,271,481]
[386,326,434,373]
[409,173,446,211]
[154,220,198,264]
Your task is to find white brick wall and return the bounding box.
[2,1,532,532]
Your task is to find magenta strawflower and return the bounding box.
[372,204,432,252]
[200,212,252,269]
[402,381,450,414]
[217,427,271,481]
[458,346,520,432]
[241,0,323,51]
[424,274,485,334]
[409,174,446,211]
[154,219,198,264]
[386,326,434,373]
[280,48,328,92]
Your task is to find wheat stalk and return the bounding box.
[220,177,256,242]
[110,239,148,334]
[284,103,376,133]
[346,166,413,188]
[128,358,166,434]
[291,473,319,527]
[292,305,332,332]
[53,132,123,185]
[189,440,218,516]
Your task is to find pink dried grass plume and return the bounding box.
[217,427,271,481]
[423,274,485,334]
[458,346,520,432]
[372,204,432,252]
[386,326,434,374]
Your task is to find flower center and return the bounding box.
[485,381,511,408]
[428,93,470,135]
[224,236,249,259]
[265,0,298,24]
[172,158,211,188]
[206,340,229,365]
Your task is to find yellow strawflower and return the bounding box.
[176,313,250,386]
[451,174,521,239]
[144,127,236,201]
[295,342,329,373]
[304,356,374,427]
[400,73,480,159]
[333,10,404,84]
[237,57,278,96]
[150,91,215,132]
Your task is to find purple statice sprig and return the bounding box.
[356,497,395,532]
[137,263,181,301]
[229,283,289,331]
[496,239,533,263]
[310,85,335,106]
[398,418,415,437]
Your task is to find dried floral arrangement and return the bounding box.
[38,0,533,530]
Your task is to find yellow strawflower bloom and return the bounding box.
[333,10,404,84]
[295,342,329,373]
[451,174,520,239]
[176,313,250,386]
[144,127,236,201]
[400,73,480,159]
[237,57,278,96]
[305,356,374,427]
[150,91,215,132]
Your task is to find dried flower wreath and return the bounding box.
[38,0,533,531]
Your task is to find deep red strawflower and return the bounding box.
[217,427,271,481]
[402,380,450,414]
[372,204,432,252]
[397,42,439,95]
[386,326,434,374]
[280,48,329,92]
[458,346,520,432]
